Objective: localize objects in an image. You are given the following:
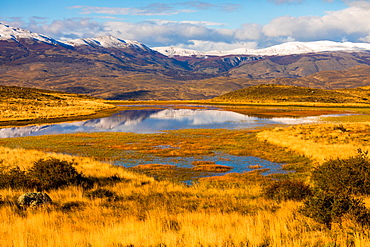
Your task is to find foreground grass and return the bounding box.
[1,147,370,246]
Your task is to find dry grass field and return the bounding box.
[257,122,370,163]
[1,147,370,246]
[0,86,115,126]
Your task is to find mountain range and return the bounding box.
[1,23,370,100]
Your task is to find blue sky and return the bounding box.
[1,0,370,50]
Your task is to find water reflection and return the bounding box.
[0,105,326,138]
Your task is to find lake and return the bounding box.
[0,104,341,182]
[0,104,332,138]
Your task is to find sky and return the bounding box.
[1,0,370,51]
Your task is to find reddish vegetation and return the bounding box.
[191,161,233,172]
[192,165,232,172]
[248,165,264,169]
[191,161,217,166]
[131,164,176,170]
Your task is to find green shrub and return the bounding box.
[27,157,84,191]
[263,179,312,201]
[299,190,370,229]
[311,151,370,195]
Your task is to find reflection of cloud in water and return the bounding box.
[0,125,52,138]
[150,109,256,125]
[270,116,320,125]
[0,107,334,138]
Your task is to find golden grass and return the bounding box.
[0,87,115,126]
[0,146,152,182]
[132,164,177,170]
[192,164,232,172]
[3,100,370,245]
[1,146,370,246]
[257,122,370,163]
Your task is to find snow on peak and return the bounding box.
[0,23,152,52]
[65,36,152,51]
[153,40,370,57]
[153,47,205,57]
[0,23,64,46]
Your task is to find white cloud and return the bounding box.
[179,40,258,51]
[70,2,241,17]
[3,1,370,51]
[180,1,241,12]
[234,23,262,40]
[268,0,305,5]
[148,19,225,26]
[70,5,195,16]
[262,1,370,41]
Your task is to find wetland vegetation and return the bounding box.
[2,84,370,246]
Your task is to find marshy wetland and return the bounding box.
[0,104,344,183]
[3,90,370,246]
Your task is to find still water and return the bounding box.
[0,105,328,138]
[0,105,338,181]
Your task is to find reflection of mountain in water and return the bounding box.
[0,107,327,138]
[81,109,164,129]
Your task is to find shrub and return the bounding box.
[27,157,84,191]
[263,179,312,201]
[311,150,370,195]
[60,201,86,212]
[299,190,370,229]
[0,166,34,189]
[84,188,118,200]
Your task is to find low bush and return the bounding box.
[0,158,85,191]
[28,157,84,191]
[311,150,370,195]
[299,191,370,229]
[0,166,33,189]
[60,201,86,212]
[84,188,118,200]
[263,179,312,202]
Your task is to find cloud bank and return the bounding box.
[2,1,370,51]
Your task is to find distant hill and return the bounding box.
[0,85,113,126]
[212,84,370,104]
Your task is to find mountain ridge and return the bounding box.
[1,22,370,100]
[2,23,370,57]
[153,41,370,57]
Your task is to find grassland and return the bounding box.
[0,85,116,126]
[2,146,370,247]
[2,84,370,246]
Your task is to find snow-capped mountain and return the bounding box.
[0,23,70,47]
[2,22,370,57]
[153,41,370,57]
[65,35,153,52]
[0,23,154,52]
[2,22,370,100]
